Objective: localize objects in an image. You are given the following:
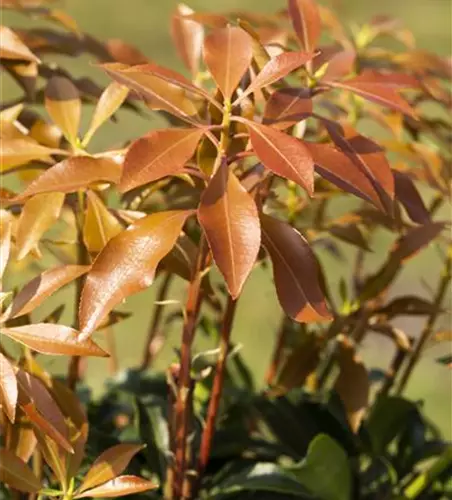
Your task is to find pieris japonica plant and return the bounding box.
[0,0,451,499]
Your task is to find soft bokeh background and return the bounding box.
[2,0,451,437]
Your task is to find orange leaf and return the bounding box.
[120,128,204,192]
[4,413,37,463]
[0,26,40,62]
[0,353,17,423]
[198,162,260,298]
[0,447,41,493]
[2,324,108,357]
[77,444,145,494]
[261,213,331,322]
[263,87,312,129]
[288,0,322,52]
[74,475,158,498]
[79,210,193,334]
[0,210,12,279]
[241,118,314,195]
[203,26,252,100]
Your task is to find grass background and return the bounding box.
[1,0,451,437]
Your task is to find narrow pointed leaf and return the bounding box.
[0,26,40,62]
[120,128,204,192]
[392,222,445,262]
[0,353,17,423]
[241,118,314,195]
[0,448,41,493]
[15,192,65,260]
[263,87,312,129]
[9,265,90,319]
[83,82,129,146]
[203,26,252,99]
[74,475,158,498]
[2,324,108,357]
[45,76,81,144]
[79,210,193,334]
[393,170,430,224]
[83,191,123,253]
[241,51,314,100]
[0,210,12,279]
[261,213,331,322]
[171,4,204,77]
[15,156,122,200]
[78,444,145,494]
[288,0,322,52]
[198,162,260,298]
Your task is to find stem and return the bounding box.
[105,325,118,375]
[396,250,451,394]
[265,316,289,387]
[377,337,414,398]
[140,272,173,370]
[197,296,238,481]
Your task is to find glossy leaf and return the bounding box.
[240,51,314,100]
[171,4,204,77]
[261,213,331,322]
[77,444,144,494]
[120,128,204,192]
[0,353,17,423]
[79,210,193,334]
[15,156,122,200]
[0,26,40,62]
[263,87,312,129]
[0,210,12,279]
[45,76,81,144]
[0,447,41,493]
[15,192,65,260]
[198,162,260,298]
[241,118,314,195]
[83,191,123,253]
[2,324,108,357]
[9,265,90,319]
[334,337,369,433]
[288,0,322,52]
[74,475,158,498]
[203,26,252,99]
[83,82,129,146]
[393,170,430,224]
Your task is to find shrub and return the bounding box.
[0,0,450,499]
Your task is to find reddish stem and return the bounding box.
[265,316,289,387]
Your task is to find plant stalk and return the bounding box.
[265,316,289,387]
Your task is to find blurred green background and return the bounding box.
[2,0,451,437]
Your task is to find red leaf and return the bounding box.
[240,51,314,100]
[320,49,356,81]
[261,213,331,322]
[120,128,204,192]
[198,162,260,298]
[347,69,419,88]
[393,170,430,224]
[240,118,314,195]
[74,475,158,498]
[288,0,322,52]
[0,353,17,423]
[79,210,193,334]
[203,26,252,99]
[0,447,41,493]
[263,87,312,129]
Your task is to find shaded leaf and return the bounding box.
[392,222,445,262]
[79,210,193,334]
[15,192,65,260]
[261,213,331,322]
[0,447,41,493]
[9,265,90,319]
[83,191,123,254]
[203,26,252,99]
[376,296,438,319]
[2,324,108,357]
[120,128,204,192]
[288,0,321,52]
[77,444,144,494]
[241,118,314,195]
[393,170,430,224]
[328,224,371,251]
[0,353,17,423]
[0,26,40,62]
[198,162,260,298]
[74,475,158,498]
[263,87,312,129]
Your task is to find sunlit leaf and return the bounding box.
[105,39,149,65]
[203,26,252,99]
[0,26,40,62]
[74,475,158,498]
[288,0,322,52]
[120,128,204,192]
[77,444,145,494]
[4,413,37,463]
[261,213,331,322]
[2,324,108,357]
[241,118,314,195]
[79,210,193,334]
[0,353,17,423]
[83,191,123,254]
[0,210,12,279]
[15,192,65,260]
[198,162,260,298]
[45,76,81,144]
[263,87,312,129]
[0,447,41,493]
[321,49,356,81]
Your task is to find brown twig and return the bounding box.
[265,315,289,387]
[378,337,414,397]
